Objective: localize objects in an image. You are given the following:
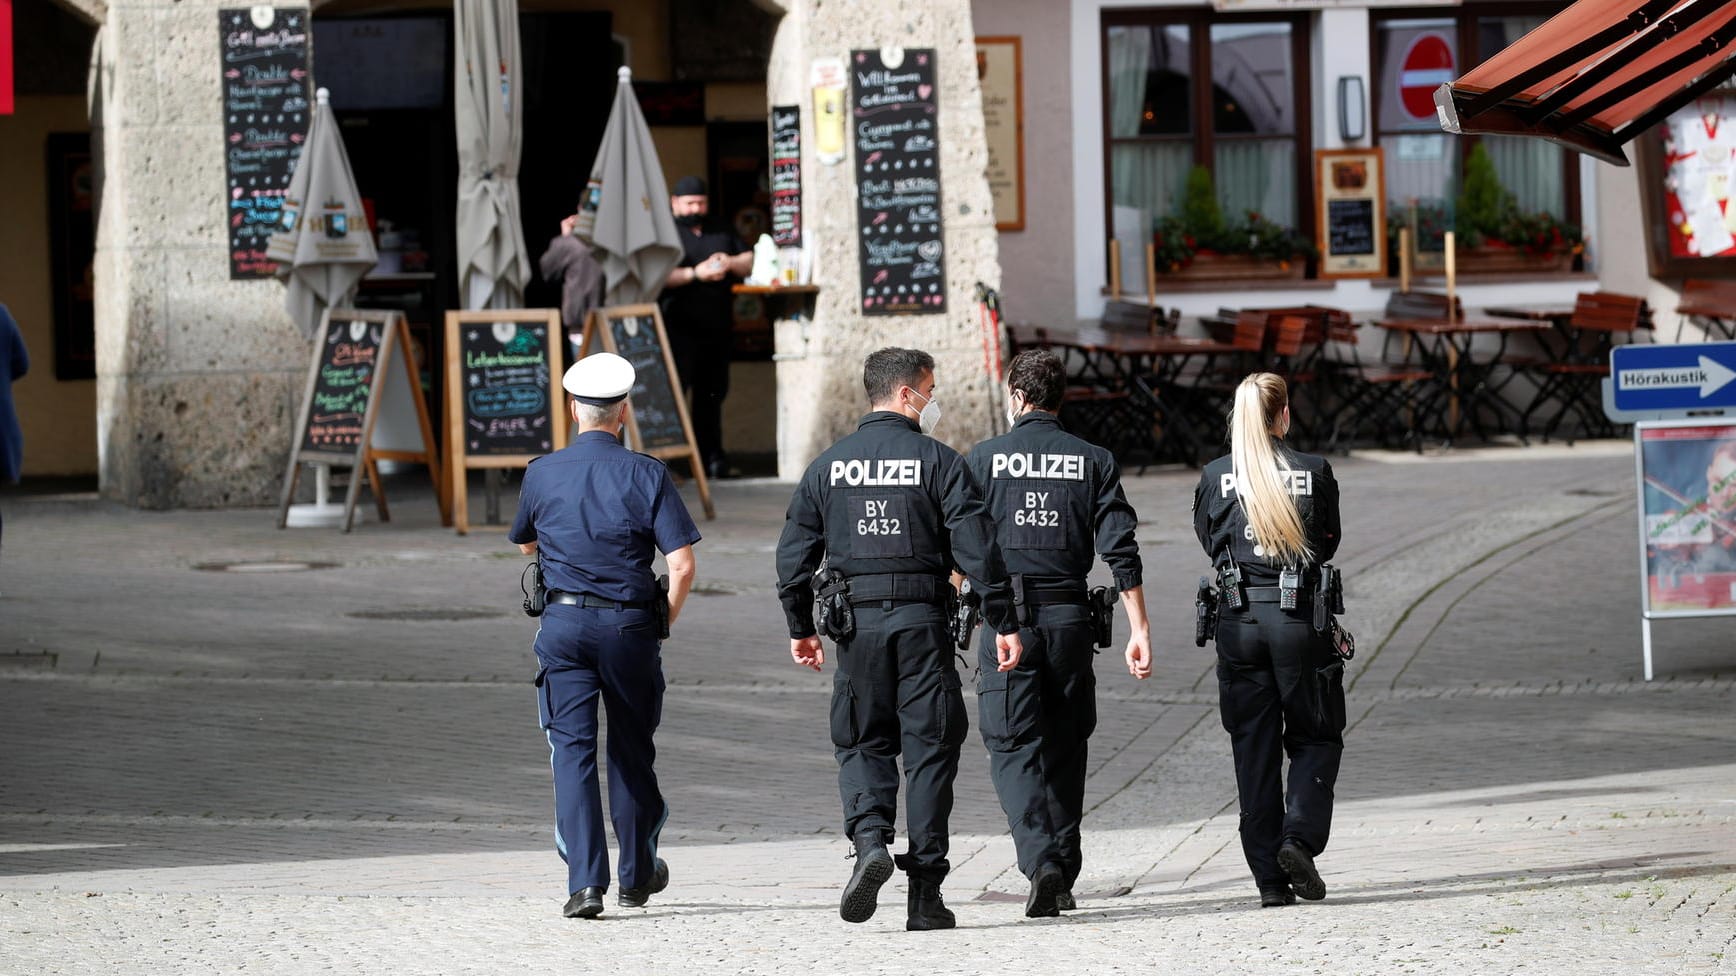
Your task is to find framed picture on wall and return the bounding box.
[975,36,1025,232]
[1636,91,1736,279]
[1313,147,1387,279]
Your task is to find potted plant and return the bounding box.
[1152,166,1313,280]
[1390,146,1582,274]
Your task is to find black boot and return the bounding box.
[1025,861,1065,918]
[840,831,894,923]
[1278,841,1326,901]
[906,877,956,931]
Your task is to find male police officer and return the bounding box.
[509,352,701,919]
[965,349,1152,917]
[777,347,1025,931]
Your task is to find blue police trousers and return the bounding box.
[975,603,1097,885]
[1214,601,1346,889]
[830,601,967,883]
[532,604,667,895]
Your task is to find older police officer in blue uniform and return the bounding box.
[509,352,701,919]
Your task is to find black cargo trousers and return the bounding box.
[975,602,1096,886]
[1214,598,1347,888]
[830,598,968,884]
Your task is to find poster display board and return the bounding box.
[1635,420,1736,617]
[580,305,715,519]
[444,309,567,535]
[1636,92,1736,278]
[769,104,803,247]
[278,308,448,532]
[975,37,1025,232]
[852,47,946,316]
[220,6,312,279]
[1314,148,1387,279]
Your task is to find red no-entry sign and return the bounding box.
[1400,33,1454,121]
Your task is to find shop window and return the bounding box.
[1104,11,1311,274]
[1375,6,1577,254]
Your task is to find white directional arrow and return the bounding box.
[1617,356,1736,398]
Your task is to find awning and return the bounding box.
[1435,0,1736,166]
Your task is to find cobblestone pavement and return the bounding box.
[1,442,1732,975]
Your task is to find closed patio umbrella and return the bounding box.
[455,0,532,309]
[577,66,682,305]
[266,87,377,339]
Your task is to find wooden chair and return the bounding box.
[1675,279,1736,342]
[1318,315,1436,453]
[1520,291,1649,443]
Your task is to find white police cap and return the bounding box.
[563,352,635,405]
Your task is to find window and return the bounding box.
[1103,11,1311,268]
[1374,5,1578,248]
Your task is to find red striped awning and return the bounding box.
[1434,0,1736,166]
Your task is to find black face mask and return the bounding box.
[673,212,703,228]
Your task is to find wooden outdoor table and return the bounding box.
[1377,318,1552,444]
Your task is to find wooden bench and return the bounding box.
[1675,279,1736,341]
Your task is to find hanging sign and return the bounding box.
[769,104,803,247]
[220,6,313,279]
[852,47,946,316]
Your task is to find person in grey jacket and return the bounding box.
[540,214,606,360]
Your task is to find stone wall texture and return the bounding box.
[93,0,309,507]
[767,0,1001,479]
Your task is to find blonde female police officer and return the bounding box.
[510,352,701,920]
[1193,372,1344,908]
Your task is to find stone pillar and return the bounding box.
[765,0,1001,479]
[92,0,307,507]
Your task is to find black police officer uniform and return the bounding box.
[776,411,1019,901]
[1193,443,1343,898]
[509,431,702,905]
[965,410,1142,898]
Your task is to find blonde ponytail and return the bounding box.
[1228,373,1312,566]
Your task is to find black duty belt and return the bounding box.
[845,572,951,606]
[1027,589,1089,606]
[1244,586,1315,604]
[547,590,655,611]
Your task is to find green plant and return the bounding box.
[1388,199,1452,251]
[1179,166,1225,242]
[1151,215,1197,272]
[1498,208,1585,257]
[1238,210,1318,263]
[1457,144,1512,246]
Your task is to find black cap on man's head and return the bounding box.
[671,175,707,197]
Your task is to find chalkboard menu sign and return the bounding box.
[1314,148,1387,280]
[303,316,384,454]
[281,308,447,533]
[443,309,565,535]
[770,105,803,247]
[458,321,556,456]
[852,48,946,316]
[581,304,715,519]
[221,7,313,280]
[605,311,685,451]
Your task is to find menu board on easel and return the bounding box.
[278,308,448,532]
[852,47,946,316]
[220,7,312,279]
[1314,148,1387,279]
[443,309,566,535]
[580,304,715,520]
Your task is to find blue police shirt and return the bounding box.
[508,431,702,602]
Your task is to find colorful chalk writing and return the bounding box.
[459,322,554,456]
[302,318,382,453]
[222,7,312,279]
[852,49,945,316]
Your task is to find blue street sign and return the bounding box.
[1608,342,1736,418]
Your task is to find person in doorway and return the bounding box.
[509,351,701,919]
[539,213,606,361]
[775,347,1024,931]
[1193,372,1345,908]
[0,304,29,558]
[964,349,1153,917]
[659,175,750,480]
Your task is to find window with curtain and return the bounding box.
[1374,5,1576,252]
[1103,11,1310,269]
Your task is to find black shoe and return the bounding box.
[840,832,894,923]
[1278,842,1326,901]
[907,878,956,931]
[1025,861,1065,918]
[705,458,732,480]
[1259,884,1296,908]
[562,887,604,919]
[1055,889,1077,912]
[617,858,669,908]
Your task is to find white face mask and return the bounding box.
[1005,392,1024,428]
[910,387,942,436]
